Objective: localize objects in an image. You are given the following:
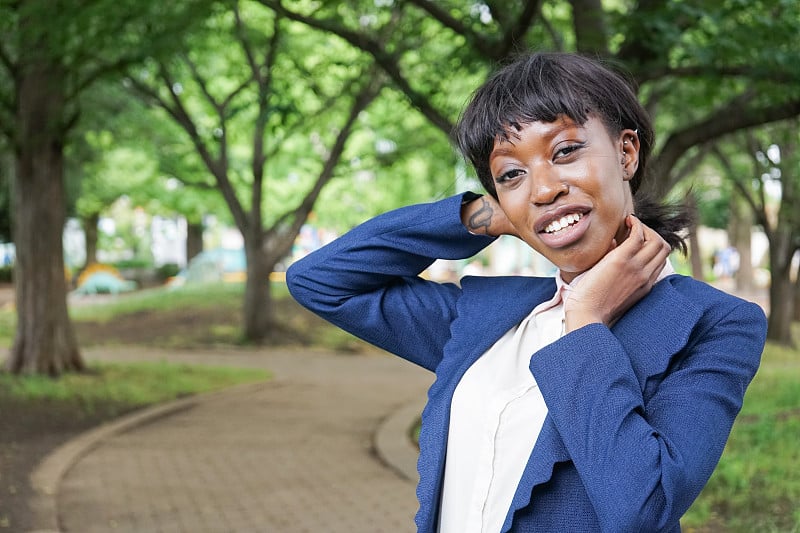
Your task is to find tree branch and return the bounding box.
[67,54,146,103]
[128,69,249,232]
[234,1,263,86]
[649,93,800,199]
[568,0,608,55]
[405,0,497,59]
[537,3,565,51]
[668,142,711,189]
[497,0,544,59]
[249,14,282,235]
[266,72,384,257]
[710,144,768,231]
[183,54,222,112]
[744,133,770,229]
[0,41,16,77]
[257,0,454,134]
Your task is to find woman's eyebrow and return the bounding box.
[489,121,583,161]
[489,146,515,161]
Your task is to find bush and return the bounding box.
[112,258,153,270]
[156,263,181,281]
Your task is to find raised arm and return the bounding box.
[286,193,496,370]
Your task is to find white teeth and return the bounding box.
[544,213,582,234]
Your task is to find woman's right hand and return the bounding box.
[563,215,671,332]
[461,194,517,237]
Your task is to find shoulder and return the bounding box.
[665,274,761,308]
[456,274,556,319]
[663,274,767,329]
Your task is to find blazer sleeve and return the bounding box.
[529,296,766,532]
[286,193,496,371]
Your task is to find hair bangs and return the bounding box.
[455,55,604,195]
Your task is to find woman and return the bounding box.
[287,52,766,532]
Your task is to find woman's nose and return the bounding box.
[530,168,568,205]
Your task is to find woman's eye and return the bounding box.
[555,143,584,160]
[495,168,524,183]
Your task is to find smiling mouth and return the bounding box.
[543,213,583,234]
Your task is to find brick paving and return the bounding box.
[46,348,433,533]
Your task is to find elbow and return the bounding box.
[285,257,345,318]
[285,259,315,309]
[608,504,679,533]
[602,479,690,533]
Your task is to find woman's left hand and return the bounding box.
[563,215,671,332]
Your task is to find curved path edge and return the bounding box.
[26,380,421,533]
[374,398,425,484]
[25,381,267,533]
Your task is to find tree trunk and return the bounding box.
[242,238,273,343]
[768,269,794,346]
[766,238,795,346]
[569,0,608,55]
[83,212,100,267]
[6,60,83,375]
[186,219,204,263]
[794,256,800,323]
[688,231,704,279]
[729,198,754,293]
[686,196,704,279]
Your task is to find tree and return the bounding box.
[713,123,800,345]
[259,0,800,200]
[68,81,225,268]
[0,0,217,374]
[127,1,384,342]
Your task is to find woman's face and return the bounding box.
[489,115,639,283]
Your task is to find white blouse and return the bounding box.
[438,263,674,533]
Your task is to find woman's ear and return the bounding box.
[619,129,640,182]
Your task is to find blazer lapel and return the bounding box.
[612,275,702,382]
[414,275,556,533]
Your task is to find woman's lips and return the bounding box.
[537,210,590,248]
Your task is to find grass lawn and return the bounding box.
[0,360,269,417]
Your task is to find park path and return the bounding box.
[48,347,432,533]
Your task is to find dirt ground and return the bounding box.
[0,396,137,531]
[0,287,333,532]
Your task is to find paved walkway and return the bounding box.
[28,347,433,533]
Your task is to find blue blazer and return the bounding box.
[287,194,766,533]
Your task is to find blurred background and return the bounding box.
[1,1,798,531]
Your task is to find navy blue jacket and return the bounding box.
[287,194,766,532]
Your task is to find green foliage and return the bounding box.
[156,263,181,280]
[0,360,268,417]
[0,0,221,142]
[112,258,153,270]
[308,87,463,231]
[67,79,229,230]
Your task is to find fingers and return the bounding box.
[636,221,671,285]
[615,215,670,283]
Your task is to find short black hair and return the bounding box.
[454,51,653,197]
